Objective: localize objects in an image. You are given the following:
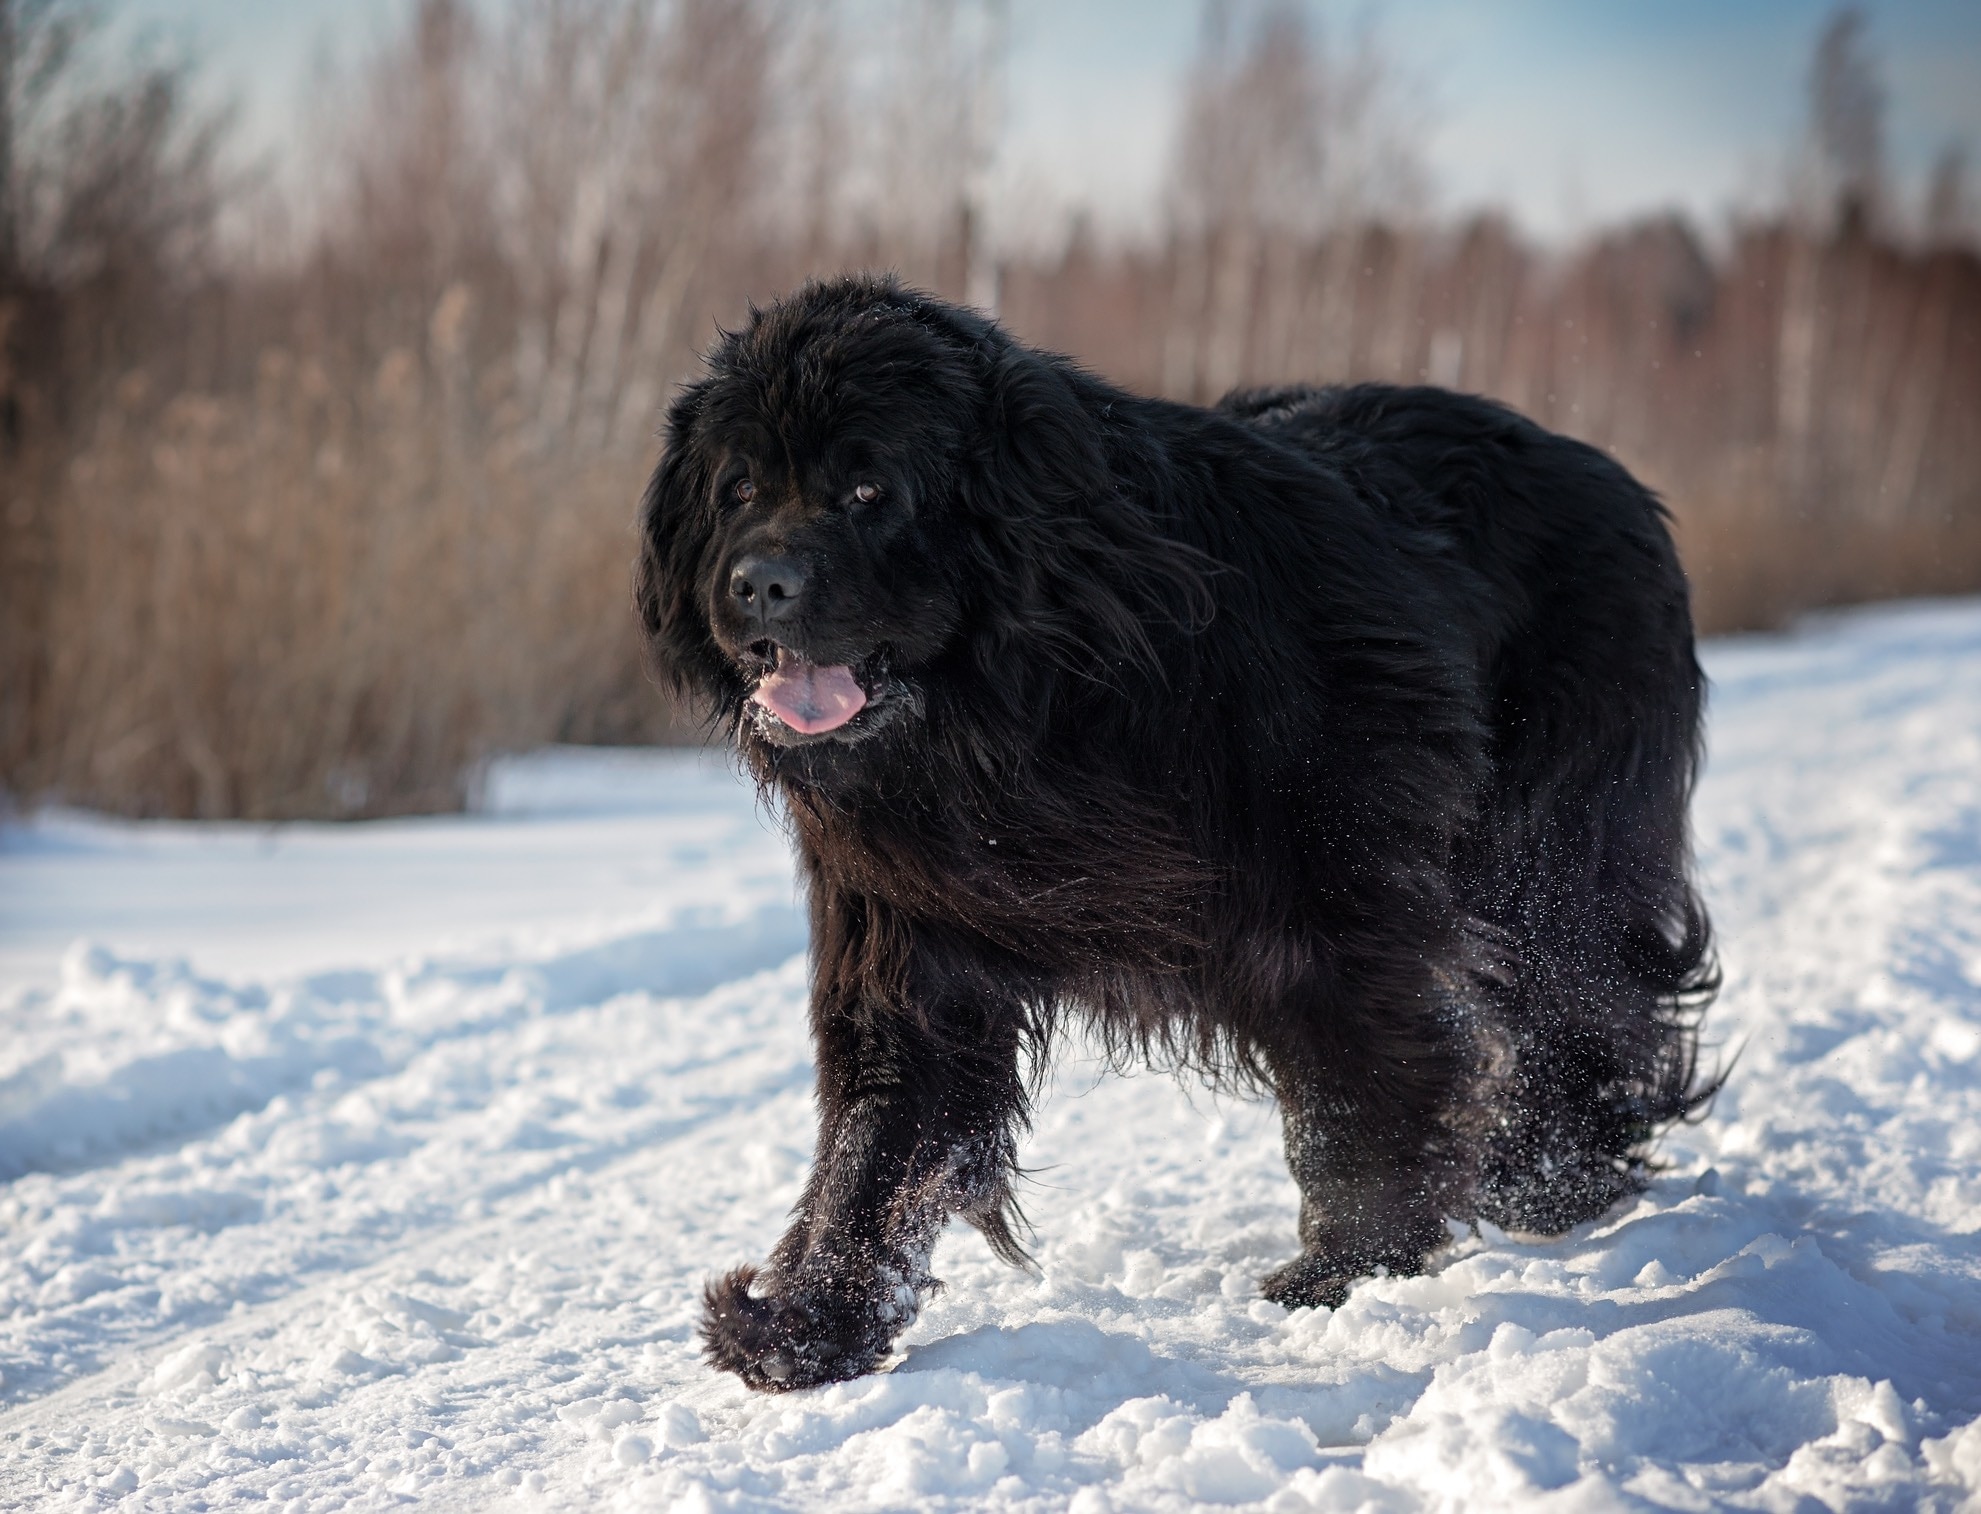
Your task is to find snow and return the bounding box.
[3,597,1980,1511]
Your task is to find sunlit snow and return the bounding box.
[3,600,1979,1510]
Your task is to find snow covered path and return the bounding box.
[3,600,1980,1511]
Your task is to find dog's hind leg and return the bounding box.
[1252,964,1474,1310]
[1469,718,1718,1234]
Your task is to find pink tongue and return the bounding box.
[752,657,868,734]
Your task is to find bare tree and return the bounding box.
[485,0,777,445]
[1169,0,1420,237]
[0,0,92,281]
[1807,7,1885,234]
[315,0,498,301]
[1926,142,1971,248]
[1163,0,1423,398]
[0,0,16,276]
[1,0,229,805]
[856,0,1005,302]
[0,1,220,289]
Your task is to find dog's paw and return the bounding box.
[1258,1252,1358,1311]
[700,1265,898,1392]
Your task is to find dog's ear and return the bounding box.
[634,381,731,703]
[978,346,1115,519]
[963,344,1215,681]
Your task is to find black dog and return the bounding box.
[635,275,1716,1392]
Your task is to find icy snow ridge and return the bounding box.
[1,602,1980,1510]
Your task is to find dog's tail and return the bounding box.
[1623,882,1723,1126]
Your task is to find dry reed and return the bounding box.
[2,0,1976,819]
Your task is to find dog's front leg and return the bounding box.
[701,933,1026,1391]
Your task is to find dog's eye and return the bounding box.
[734,479,756,504]
[853,481,880,505]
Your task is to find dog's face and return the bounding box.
[638,285,993,754]
[637,278,1199,780]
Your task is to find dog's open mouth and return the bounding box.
[749,644,869,735]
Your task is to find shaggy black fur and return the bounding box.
[634,275,1718,1393]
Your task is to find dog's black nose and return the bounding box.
[728,555,807,624]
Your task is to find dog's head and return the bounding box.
[635,276,1211,773]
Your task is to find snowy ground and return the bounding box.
[3,599,1980,1512]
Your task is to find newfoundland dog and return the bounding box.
[635,275,1717,1392]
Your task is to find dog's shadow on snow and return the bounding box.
[891,1317,1244,1432]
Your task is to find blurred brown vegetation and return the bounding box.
[1,0,1976,819]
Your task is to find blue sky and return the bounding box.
[118,0,1981,242]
